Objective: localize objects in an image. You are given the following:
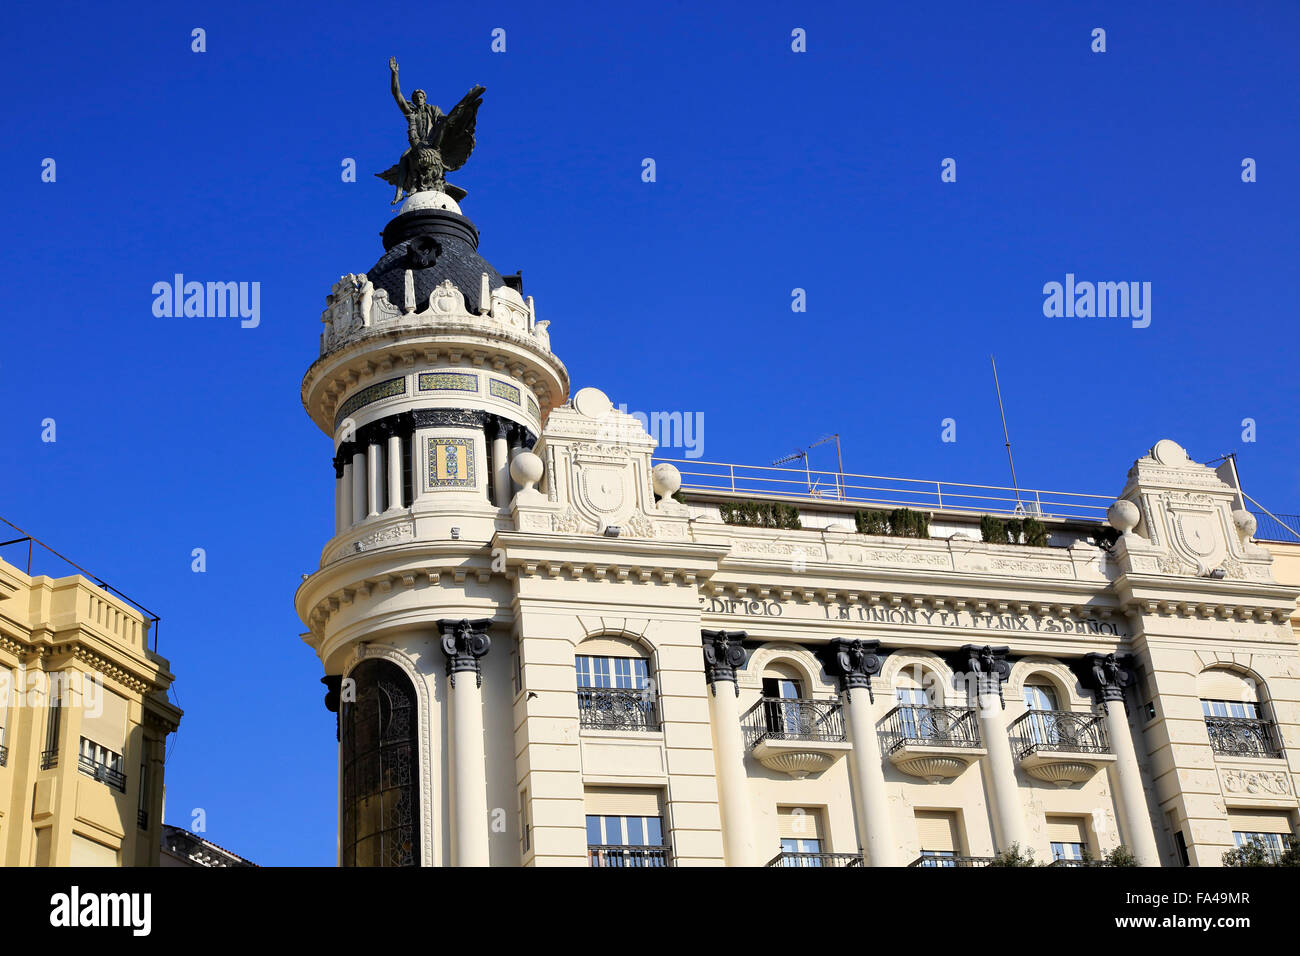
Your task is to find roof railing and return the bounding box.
[653,458,1112,521]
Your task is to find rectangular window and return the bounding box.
[915,810,961,864]
[1047,817,1089,862]
[78,737,127,792]
[584,788,668,867]
[1228,809,1294,863]
[576,655,648,690]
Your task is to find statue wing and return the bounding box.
[440,85,485,172]
[375,163,403,187]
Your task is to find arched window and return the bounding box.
[575,636,658,731]
[341,659,420,867]
[1022,676,1063,747]
[894,667,942,741]
[1197,668,1281,758]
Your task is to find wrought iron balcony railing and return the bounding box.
[40,749,58,770]
[137,809,149,830]
[1205,716,1283,759]
[765,851,863,867]
[0,744,7,767]
[741,697,846,750]
[879,705,981,754]
[1009,710,1110,759]
[577,686,660,732]
[907,854,995,867]
[78,754,127,792]
[588,844,671,867]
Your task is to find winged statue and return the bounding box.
[376,57,485,205]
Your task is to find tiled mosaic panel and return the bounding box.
[489,379,521,404]
[335,377,407,429]
[527,396,540,419]
[426,437,477,488]
[418,371,478,393]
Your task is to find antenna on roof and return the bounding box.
[772,434,845,499]
[990,355,1025,513]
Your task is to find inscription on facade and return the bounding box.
[701,595,1125,637]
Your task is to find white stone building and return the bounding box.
[295,190,1300,868]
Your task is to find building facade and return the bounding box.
[296,191,1300,868]
[0,554,181,866]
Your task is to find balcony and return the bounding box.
[1205,716,1283,759]
[578,686,660,732]
[879,706,984,782]
[78,754,127,792]
[40,749,57,770]
[765,851,863,867]
[1008,710,1115,786]
[741,697,850,778]
[0,744,7,767]
[907,854,994,867]
[588,844,671,867]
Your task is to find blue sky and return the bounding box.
[1,1,1296,865]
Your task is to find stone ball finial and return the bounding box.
[652,462,682,499]
[510,450,544,492]
[1232,509,1257,540]
[1107,499,1140,534]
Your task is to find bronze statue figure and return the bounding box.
[376,57,485,205]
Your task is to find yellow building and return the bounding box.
[0,549,181,866]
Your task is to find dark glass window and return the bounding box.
[341,660,419,867]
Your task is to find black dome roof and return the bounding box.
[368,206,508,315]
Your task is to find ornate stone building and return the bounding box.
[0,552,180,866]
[296,189,1300,869]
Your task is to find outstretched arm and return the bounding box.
[389,56,411,115]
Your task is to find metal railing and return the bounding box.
[577,686,660,732]
[588,844,671,867]
[740,697,846,750]
[908,854,995,868]
[138,809,149,831]
[1250,511,1300,543]
[1204,716,1283,759]
[654,457,1112,520]
[78,754,127,792]
[0,516,162,652]
[1009,710,1110,759]
[879,705,981,754]
[0,744,7,767]
[765,851,863,867]
[40,749,58,770]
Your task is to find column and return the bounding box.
[822,639,895,866]
[366,435,383,517]
[491,420,511,508]
[701,630,756,867]
[961,645,1030,852]
[1081,653,1161,865]
[385,426,403,511]
[334,449,350,532]
[439,618,494,866]
[350,446,367,524]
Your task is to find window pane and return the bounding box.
[587,815,602,845]
[576,657,591,686]
[626,816,645,846]
[645,817,662,846]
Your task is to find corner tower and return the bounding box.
[296,118,568,864]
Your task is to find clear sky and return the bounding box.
[1,1,1296,865]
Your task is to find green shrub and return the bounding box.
[980,514,1050,547]
[1223,835,1300,867]
[854,508,930,538]
[980,514,1008,544]
[988,843,1038,867]
[1023,518,1049,547]
[719,499,802,530]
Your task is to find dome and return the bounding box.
[367,205,514,315]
